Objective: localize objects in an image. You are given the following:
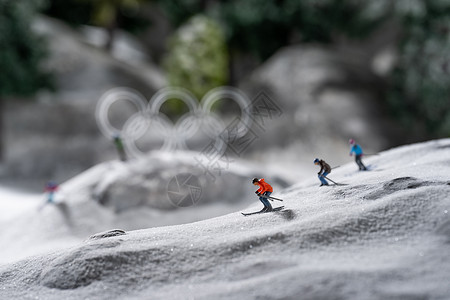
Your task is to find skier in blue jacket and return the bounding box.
[349,139,367,171]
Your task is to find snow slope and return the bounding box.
[0,151,288,265]
[0,139,449,300]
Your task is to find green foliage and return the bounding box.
[158,0,450,137]
[44,0,93,26]
[0,0,53,97]
[156,0,204,27]
[164,15,228,101]
[159,0,383,60]
[387,0,450,136]
[44,0,152,35]
[39,0,450,137]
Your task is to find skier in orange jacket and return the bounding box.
[252,178,273,212]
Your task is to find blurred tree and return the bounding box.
[77,0,152,51]
[0,0,53,160]
[160,0,450,137]
[164,15,228,102]
[386,0,450,136]
[44,0,93,27]
[159,0,384,84]
[159,0,382,60]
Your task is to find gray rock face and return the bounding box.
[89,229,126,240]
[86,152,288,212]
[241,45,407,157]
[2,16,166,182]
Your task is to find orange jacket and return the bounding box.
[256,178,273,194]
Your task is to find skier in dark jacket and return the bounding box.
[314,158,331,186]
[252,178,273,212]
[349,139,367,170]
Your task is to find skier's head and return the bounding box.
[349,138,355,145]
[252,178,259,185]
[47,180,57,187]
[314,158,320,165]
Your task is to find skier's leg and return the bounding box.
[322,172,329,185]
[318,173,328,185]
[264,192,273,210]
[258,196,266,209]
[259,193,272,211]
[359,156,367,170]
[356,155,367,170]
[354,156,361,170]
[48,192,54,203]
[317,174,323,185]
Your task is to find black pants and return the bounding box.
[355,155,367,170]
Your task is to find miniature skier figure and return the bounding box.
[44,181,58,203]
[252,178,273,212]
[349,139,367,171]
[314,158,331,186]
[113,133,127,161]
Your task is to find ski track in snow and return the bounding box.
[0,139,449,300]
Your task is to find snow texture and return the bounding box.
[0,139,449,300]
[0,151,288,265]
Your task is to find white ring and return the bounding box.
[201,86,252,139]
[96,86,253,158]
[96,87,147,138]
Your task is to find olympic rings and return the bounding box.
[95,87,148,138]
[96,86,252,158]
[201,87,252,139]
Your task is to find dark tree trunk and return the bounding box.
[199,0,215,10]
[228,48,236,86]
[104,8,118,52]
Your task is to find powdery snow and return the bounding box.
[0,139,449,300]
[0,151,288,265]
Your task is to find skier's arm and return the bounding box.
[349,146,355,156]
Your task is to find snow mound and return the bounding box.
[0,151,288,264]
[0,139,449,300]
[62,151,289,212]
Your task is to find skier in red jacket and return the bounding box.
[252,178,273,212]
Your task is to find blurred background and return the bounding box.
[0,0,449,195]
[1,0,450,263]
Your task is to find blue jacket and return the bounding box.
[350,144,363,156]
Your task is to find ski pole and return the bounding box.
[331,165,340,169]
[324,176,340,185]
[257,194,283,202]
[267,195,283,202]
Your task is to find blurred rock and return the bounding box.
[2,16,167,184]
[34,15,166,100]
[240,45,408,171]
[66,151,289,213]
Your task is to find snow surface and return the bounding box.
[0,151,288,265]
[0,139,449,300]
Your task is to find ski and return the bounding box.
[241,206,285,216]
[330,182,348,186]
[318,182,348,187]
